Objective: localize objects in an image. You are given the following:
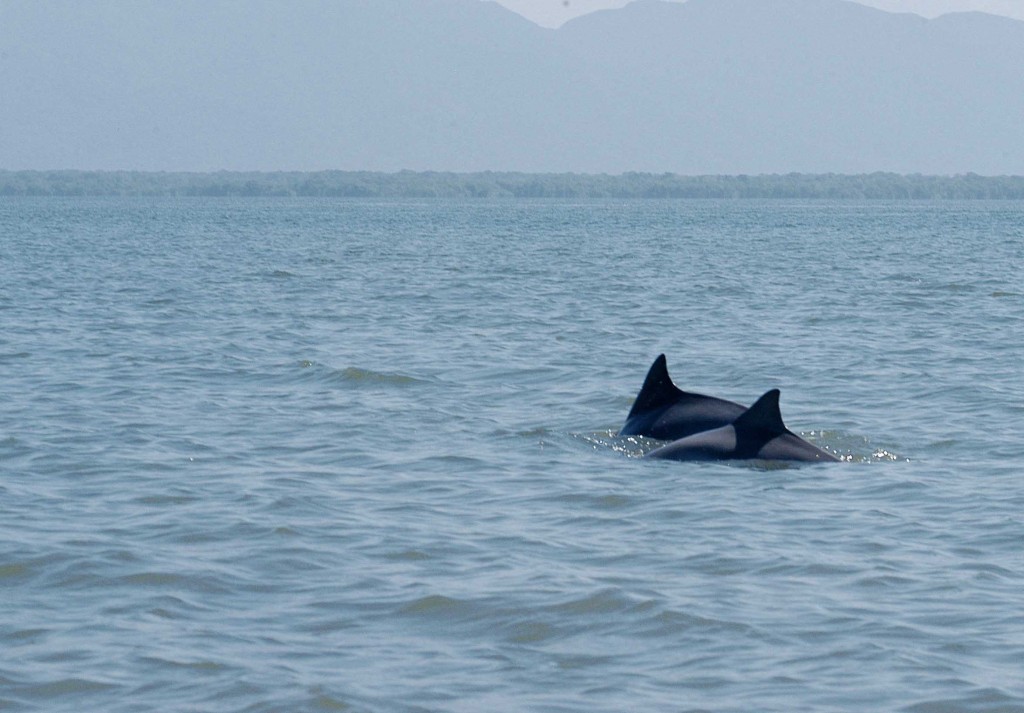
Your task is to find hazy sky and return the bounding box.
[492,0,1024,27]
[3,0,1021,173]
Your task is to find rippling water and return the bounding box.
[2,198,1023,712]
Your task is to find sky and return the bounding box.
[2,0,1021,173]
[490,0,1024,28]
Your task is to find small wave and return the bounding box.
[113,571,231,595]
[938,281,977,293]
[133,493,198,506]
[904,689,1023,713]
[554,653,615,670]
[955,562,1015,580]
[504,620,557,645]
[20,677,118,698]
[137,656,228,672]
[515,427,551,438]
[642,609,757,638]
[0,351,31,363]
[5,627,47,641]
[802,430,906,463]
[572,430,656,458]
[854,573,919,589]
[398,594,483,621]
[548,588,655,617]
[308,688,352,712]
[339,365,425,386]
[0,562,30,581]
[384,549,432,562]
[869,449,903,462]
[553,492,637,510]
[298,360,426,387]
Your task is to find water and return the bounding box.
[2,197,1023,712]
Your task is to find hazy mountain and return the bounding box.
[1,0,1022,173]
[854,0,1024,22]
[494,0,1024,28]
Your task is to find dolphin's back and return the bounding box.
[647,389,839,463]
[620,355,746,440]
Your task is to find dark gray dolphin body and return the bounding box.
[620,354,747,441]
[646,389,839,463]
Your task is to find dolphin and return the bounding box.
[645,389,839,463]
[620,354,747,441]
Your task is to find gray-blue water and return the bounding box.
[2,198,1023,712]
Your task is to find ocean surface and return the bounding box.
[2,197,1022,712]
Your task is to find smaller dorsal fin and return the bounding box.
[732,389,787,436]
[626,354,686,417]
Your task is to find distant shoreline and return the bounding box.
[3,170,1024,199]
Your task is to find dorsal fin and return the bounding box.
[626,354,687,417]
[732,389,787,436]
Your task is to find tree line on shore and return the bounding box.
[2,170,1024,199]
